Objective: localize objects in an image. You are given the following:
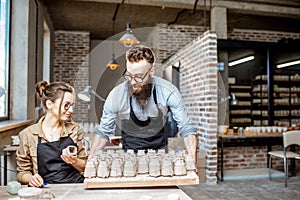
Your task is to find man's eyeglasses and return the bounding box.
[63,102,75,111]
[123,67,152,83]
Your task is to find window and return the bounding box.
[0,0,10,120]
[43,20,50,82]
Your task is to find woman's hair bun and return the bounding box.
[35,81,49,98]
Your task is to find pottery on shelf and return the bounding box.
[174,157,187,176]
[97,159,110,178]
[149,157,161,177]
[161,157,173,177]
[84,160,97,178]
[123,159,136,177]
[110,158,123,177]
[137,155,149,174]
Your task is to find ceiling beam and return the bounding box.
[76,0,300,18]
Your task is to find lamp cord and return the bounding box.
[204,0,206,31]
[128,0,130,22]
[112,20,115,54]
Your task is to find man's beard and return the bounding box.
[129,82,153,109]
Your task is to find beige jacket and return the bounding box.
[16,116,87,182]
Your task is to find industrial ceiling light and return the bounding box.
[78,85,105,102]
[228,56,255,67]
[276,60,300,68]
[107,19,120,70]
[118,0,139,48]
[107,53,120,70]
[230,93,238,105]
[119,23,139,48]
[219,93,238,105]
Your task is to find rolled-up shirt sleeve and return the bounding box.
[166,85,197,138]
[94,89,118,141]
[16,130,35,182]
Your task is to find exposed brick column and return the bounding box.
[53,31,90,122]
[161,31,218,184]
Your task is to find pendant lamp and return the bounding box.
[107,20,120,70]
[107,53,120,70]
[119,22,139,48]
[118,0,139,48]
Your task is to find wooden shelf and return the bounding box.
[251,74,300,126]
[0,119,33,133]
[230,85,252,89]
[229,84,252,127]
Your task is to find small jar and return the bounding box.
[238,127,244,136]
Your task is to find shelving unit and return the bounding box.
[229,85,252,127]
[290,75,300,126]
[251,74,300,126]
[251,76,268,126]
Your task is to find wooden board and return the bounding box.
[225,130,282,136]
[84,172,199,188]
[243,131,282,136]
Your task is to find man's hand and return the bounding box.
[183,134,198,173]
[88,134,107,160]
[183,134,197,163]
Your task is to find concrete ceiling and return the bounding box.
[40,0,300,40]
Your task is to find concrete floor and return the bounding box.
[180,174,300,200]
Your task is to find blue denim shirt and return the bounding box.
[94,76,197,141]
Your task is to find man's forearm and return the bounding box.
[88,134,107,160]
[183,134,197,161]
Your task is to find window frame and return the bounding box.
[0,0,11,121]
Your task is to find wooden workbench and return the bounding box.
[0,183,192,200]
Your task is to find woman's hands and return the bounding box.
[28,173,44,188]
[61,154,78,165]
[61,154,86,173]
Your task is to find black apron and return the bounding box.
[37,136,84,183]
[121,87,168,152]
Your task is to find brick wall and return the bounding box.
[54,31,90,122]
[159,30,219,184]
[153,24,206,71]
[224,146,267,169]
[228,28,300,42]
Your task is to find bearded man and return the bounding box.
[89,45,197,162]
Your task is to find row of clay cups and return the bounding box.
[245,126,288,133]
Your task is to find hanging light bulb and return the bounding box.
[119,22,139,48]
[107,17,120,70]
[107,53,120,70]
